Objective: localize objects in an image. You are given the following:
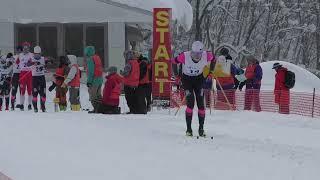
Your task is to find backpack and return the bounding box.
[284,70,295,89]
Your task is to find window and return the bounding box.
[17,25,36,48]
[86,26,105,67]
[65,24,83,57]
[39,26,58,58]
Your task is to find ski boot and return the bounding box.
[28,104,32,111]
[34,108,38,113]
[186,130,193,137]
[198,128,206,138]
[19,104,24,111]
[41,104,46,112]
[11,102,15,111]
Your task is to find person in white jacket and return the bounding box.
[31,46,46,112]
[62,55,81,111]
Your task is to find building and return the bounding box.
[0,0,192,70]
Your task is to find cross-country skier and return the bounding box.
[11,46,23,110]
[0,53,13,111]
[31,46,46,112]
[17,42,34,111]
[172,41,215,137]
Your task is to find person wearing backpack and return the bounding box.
[273,63,291,114]
[85,46,103,113]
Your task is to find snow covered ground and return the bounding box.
[1,86,320,180]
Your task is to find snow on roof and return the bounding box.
[103,0,193,30]
[0,0,193,30]
[260,61,320,92]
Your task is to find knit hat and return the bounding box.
[272,63,282,69]
[220,47,229,56]
[107,66,117,74]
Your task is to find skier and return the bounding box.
[17,42,34,111]
[11,46,23,110]
[62,55,81,111]
[172,41,215,137]
[49,56,70,111]
[0,54,13,111]
[31,46,47,112]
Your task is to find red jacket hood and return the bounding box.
[106,73,123,83]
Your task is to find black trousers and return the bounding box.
[0,77,11,108]
[32,76,46,109]
[142,83,152,108]
[124,85,146,114]
[182,74,205,131]
[97,104,121,114]
[11,73,20,103]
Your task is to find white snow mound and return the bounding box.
[260,61,320,92]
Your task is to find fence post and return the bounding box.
[312,88,316,118]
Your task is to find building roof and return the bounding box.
[0,0,193,30]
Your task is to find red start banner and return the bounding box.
[152,8,172,99]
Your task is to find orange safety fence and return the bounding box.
[170,89,320,118]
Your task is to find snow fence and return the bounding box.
[170,89,320,118]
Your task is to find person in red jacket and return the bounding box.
[97,66,123,114]
[273,63,290,114]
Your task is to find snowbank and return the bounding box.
[260,61,320,92]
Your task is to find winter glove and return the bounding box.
[48,82,56,92]
[61,83,68,88]
[27,61,33,67]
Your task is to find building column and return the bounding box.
[0,21,14,54]
[107,22,126,70]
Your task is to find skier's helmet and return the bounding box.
[191,41,204,62]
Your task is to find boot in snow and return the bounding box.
[20,104,24,111]
[186,130,193,137]
[28,104,32,111]
[198,129,206,137]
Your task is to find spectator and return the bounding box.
[244,55,263,112]
[138,55,152,112]
[49,56,70,111]
[85,46,103,113]
[213,47,237,110]
[122,51,146,114]
[62,55,81,111]
[273,63,290,114]
[96,66,123,114]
